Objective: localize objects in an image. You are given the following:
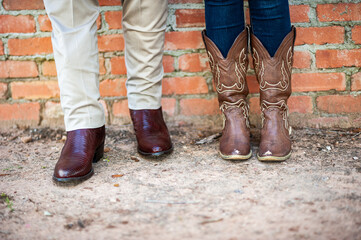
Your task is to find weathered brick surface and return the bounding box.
[2,0,44,10]
[0,40,3,55]
[0,15,36,33]
[38,15,52,32]
[8,38,53,56]
[11,81,60,99]
[0,83,8,99]
[0,61,38,78]
[175,9,205,28]
[0,0,360,129]
[0,102,40,125]
[317,95,361,114]
[316,49,361,68]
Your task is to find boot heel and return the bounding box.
[93,141,104,163]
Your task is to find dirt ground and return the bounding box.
[0,123,360,240]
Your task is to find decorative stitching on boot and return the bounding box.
[252,47,293,92]
[208,49,247,94]
[261,100,291,134]
[220,99,250,129]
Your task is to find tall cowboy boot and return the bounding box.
[130,108,173,157]
[53,126,105,183]
[202,27,252,160]
[250,26,296,161]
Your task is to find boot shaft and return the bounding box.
[202,27,250,105]
[250,26,296,104]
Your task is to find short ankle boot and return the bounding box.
[53,126,105,183]
[202,27,252,160]
[130,107,173,157]
[250,26,296,161]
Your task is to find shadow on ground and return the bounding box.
[0,124,360,239]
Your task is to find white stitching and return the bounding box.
[220,99,250,129]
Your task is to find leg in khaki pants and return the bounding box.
[44,0,172,184]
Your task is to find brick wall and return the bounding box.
[0,0,360,129]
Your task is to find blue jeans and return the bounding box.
[205,0,291,57]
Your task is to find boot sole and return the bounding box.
[220,150,252,160]
[52,142,104,185]
[138,145,173,157]
[257,151,292,162]
[52,168,94,185]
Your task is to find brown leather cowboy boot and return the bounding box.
[130,108,173,157]
[202,27,252,160]
[53,126,105,183]
[250,26,296,161]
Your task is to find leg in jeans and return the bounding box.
[122,0,172,156]
[249,0,291,57]
[203,0,251,160]
[205,0,245,57]
[44,0,105,183]
[249,0,295,161]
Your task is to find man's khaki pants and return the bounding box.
[44,0,168,131]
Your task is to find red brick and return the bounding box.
[169,0,203,3]
[163,77,208,95]
[250,95,313,114]
[0,61,38,78]
[288,96,313,114]
[292,73,346,92]
[105,11,122,29]
[163,55,175,73]
[11,81,60,99]
[99,78,127,97]
[98,35,124,52]
[180,97,219,116]
[0,15,35,33]
[0,40,3,55]
[3,0,44,10]
[178,53,209,72]
[293,51,311,69]
[290,5,310,23]
[112,99,129,117]
[317,3,361,22]
[316,49,361,68]
[165,31,203,50]
[8,38,52,56]
[317,95,361,113]
[96,15,101,30]
[0,83,8,99]
[295,27,344,45]
[0,102,40,121]
[161,98,176,116]
[175,9,205,28]
[42,61,57,76]
[246,75,259,94]
[42,101,64,127]
[352,25,361,44]
[99,57,106,75]
[351,72,361,91]
[99,0,121,6]
[110,56,126,75]
[306,116,351,129]
[249,97,261,114]
[38,15,52,32]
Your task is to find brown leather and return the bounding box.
[250,26,296,161]
[202,27,251,159]
[130,107,173,156]
[53,126,105,182]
